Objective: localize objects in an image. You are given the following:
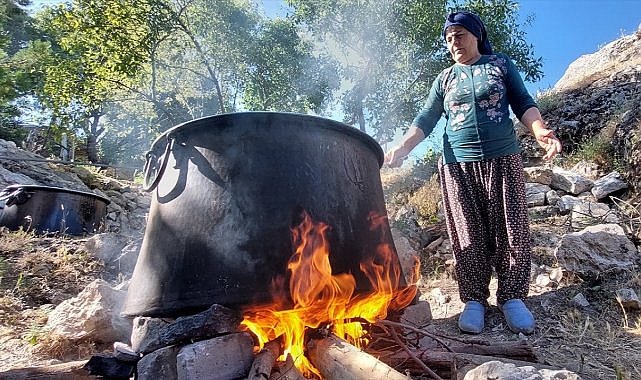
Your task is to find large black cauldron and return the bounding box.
[123,112,404,317]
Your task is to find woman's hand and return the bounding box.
[520,107,562,161]
[384,146,409,168]
[533,126,562,160]
[383,126,426,168]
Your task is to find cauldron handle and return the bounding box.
[142,135,174,192]
[0,187,31,207]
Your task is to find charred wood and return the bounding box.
[0,360,94,380]
[269,353,306,380]
[247,338,282,380]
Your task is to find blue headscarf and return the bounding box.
[443,11,493,55]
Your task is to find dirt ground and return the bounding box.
[0,217,640,379]
[417,219,641,380]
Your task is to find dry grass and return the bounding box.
[0,228,105,368]
[408,174,441,226]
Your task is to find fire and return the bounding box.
[241,211,418,377]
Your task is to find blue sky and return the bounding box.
[517,0,641,94]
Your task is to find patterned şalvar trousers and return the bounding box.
[438,153,531,305]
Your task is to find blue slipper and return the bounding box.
[501,299,535,334]
[458,301,485,334]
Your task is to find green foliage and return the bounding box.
[408,173,441,225]
[535,89,563,114]
[0,1,42,142]
[285,0,543,142]
[0,0,543,165]
[242,18,339,112]
[36,0,166,111]
[24,323,44,345]
[568,136,620,172]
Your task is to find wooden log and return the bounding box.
[381,350,563,378]
[269,353,306,380]
[0,360,95,380]
[447,340,537,362]
[307,334,410,380]
[247,339,281,380]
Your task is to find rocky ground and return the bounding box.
[0,156,639,379]
[381,161,641,380]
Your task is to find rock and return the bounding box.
[554,32,641,92]
[523,166,553,185]
[391,228,421,284]
[576,191,596,201]
[571,293,590,308]
[425,236,444,252]
[463,360,581,379]
[113,341,140,362]
[85,233,131,263]
[528,206,558,220]
[535,274,551,287]
[570,201,618,229]
[0,139,91,191]
[557,195,582,213]
[84,233,142,279]
[526,183,551,207]
[84,354,136,379]
[554,224,639,278]
[130,304,241,354]
[430,288,450,305]
[0,166,39,188]
[591,171,628,199]
[551,168,594,195]
[399,300,433,327]
[137,345,180,380]
[545,190,560,206]
[131,317,173,354]
[549,267,563,283]
[616,288,641,310]
[176,333,254,380]
[571,160,602,180]
[44,279,132,344]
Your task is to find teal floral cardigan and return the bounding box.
[412,53,537,163]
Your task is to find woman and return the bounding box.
[385,11,561,334]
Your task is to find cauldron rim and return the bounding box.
[2,184,111,204]
[149,112,385,167]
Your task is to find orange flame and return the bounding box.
[241,211,418,377]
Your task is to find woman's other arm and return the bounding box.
[520,107,562,160]
[383,126,426,167]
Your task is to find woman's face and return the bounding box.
[445,25,481,64]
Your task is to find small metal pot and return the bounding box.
[0,184,110,235]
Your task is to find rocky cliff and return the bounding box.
[538,27,641,191]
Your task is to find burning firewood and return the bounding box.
[269,353,306,380]
[247,338,282,380]
[306,333,411,380]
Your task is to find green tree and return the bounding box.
[286,0,542,143]
[242,18,339,112]
[0,0,36,143]
[25,0,341,165]
[34,0,173,162]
